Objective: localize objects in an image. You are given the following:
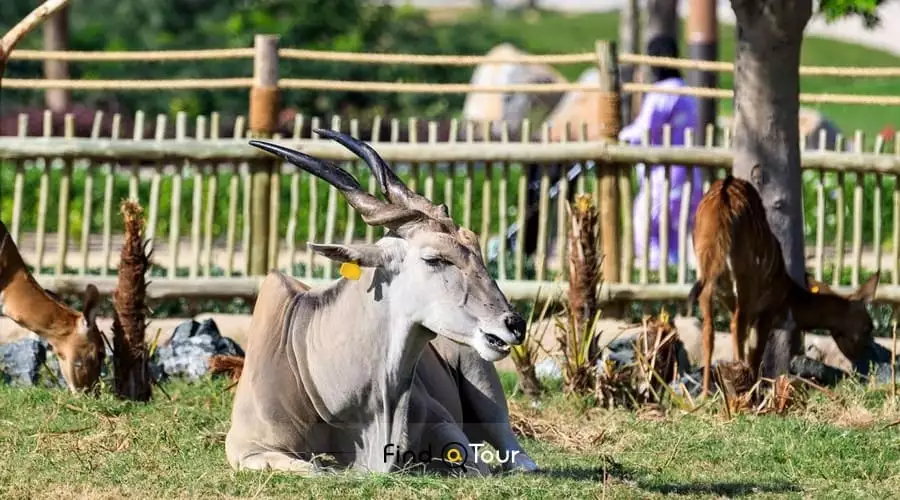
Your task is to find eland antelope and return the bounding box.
[689,175,879,396]
[462,43,566,140]
[0,220,106,392]
[225,129,538,475]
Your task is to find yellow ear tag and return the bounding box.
[810,285,819,294]
[340,262,362,280]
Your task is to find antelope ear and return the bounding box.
[851,270,880,303]
[81,284,100,326]
[307,242,392,268]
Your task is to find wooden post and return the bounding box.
[42,4,69,113]
[248,34,279,276]
[688,0,718,143]
[595,40,624,318]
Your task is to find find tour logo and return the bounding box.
[383,442,468,469]
[384,441,520,469]
[440,442,468,468]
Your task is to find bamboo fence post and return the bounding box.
[595,40,623,317]
[248,34,279,276]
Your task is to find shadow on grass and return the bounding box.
[526,457,800,497]
[522,455,633,482]
[528,467,607,481]
[637,481,801,496]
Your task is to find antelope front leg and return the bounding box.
[416,422,489,476]
[237,451,321,475]
[455,346,539,473]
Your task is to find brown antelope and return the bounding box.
[0,220,106,392]
[689,175,879,396]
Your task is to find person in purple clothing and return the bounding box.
[619,35,705,271]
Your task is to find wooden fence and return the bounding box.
[5,41,900,106]
[1,111,898,305]
[0,39,898,306]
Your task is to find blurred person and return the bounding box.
[619,34,705,271]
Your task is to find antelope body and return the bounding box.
[462,43,567,139]
[689,175,878,396]
[225,130,538,475]
[0,221,106,392]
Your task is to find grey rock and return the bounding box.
[790,355,846,386]
[0,338,68,389]
[0,339,45,386]
[535,357,561,380]
[151,318,245,382]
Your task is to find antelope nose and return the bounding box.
[504,313,527,343]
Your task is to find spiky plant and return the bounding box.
[632,308,681,403]
[509,286,557,398]
[566,194,602,338]
[112,200,153,402]
[556,195,605,396]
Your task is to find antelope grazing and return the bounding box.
[689,175,879,396]
[0,220,106,392]
[225,130,538,475]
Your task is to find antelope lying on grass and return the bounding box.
[0,220,106,392]
[225,130,538,475]
[689,175,879,396]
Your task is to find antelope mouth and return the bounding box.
[483,332,511,353]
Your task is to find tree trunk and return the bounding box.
[730,0,812,378]
[619,0,641,124]
[640,0,680,83]
[643,0,679,43]
[42,3,69,113]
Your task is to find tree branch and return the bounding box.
[0,0,71,78]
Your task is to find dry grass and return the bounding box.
[591,310,685,410]
[507,399,608,453]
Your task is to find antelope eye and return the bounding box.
[422,255,448,267]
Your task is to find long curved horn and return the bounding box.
[249,140,422,228]
[312,128,450,220]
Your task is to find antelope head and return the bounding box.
[52,284,106,393]
[249,130,526,362]
[803,271,880,362]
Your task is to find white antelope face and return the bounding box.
[250,130,526,361]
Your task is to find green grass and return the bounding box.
[1,373,899,498]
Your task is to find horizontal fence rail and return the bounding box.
[4,78,899,107]
[9,48,900,77]
[3,138,900,172]
[3,44,899,106]
[0,110,896,306]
